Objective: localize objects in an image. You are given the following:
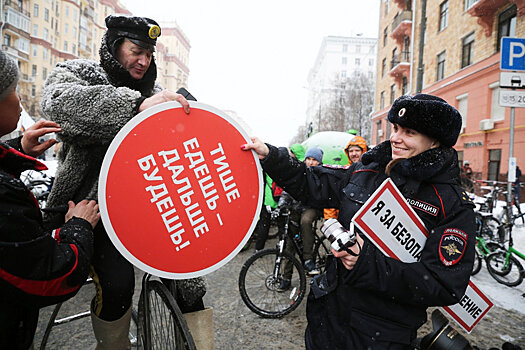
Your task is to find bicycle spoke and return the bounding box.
[239,249,306,318]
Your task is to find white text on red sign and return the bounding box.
[137,137,240,252]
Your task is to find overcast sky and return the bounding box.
[120,0,380,146]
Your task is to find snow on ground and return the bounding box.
[470,200,525,315]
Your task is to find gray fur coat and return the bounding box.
[40,39,206,304]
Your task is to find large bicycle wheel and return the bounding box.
[313,235,331,274]
[238,248,306,318]
[486,251,524,287]
[138,280,196,350]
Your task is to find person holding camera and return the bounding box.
[242,94,475,349]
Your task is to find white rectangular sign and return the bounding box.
[352,178,493,333]
[499,71,525,89]
[499,90,525,108]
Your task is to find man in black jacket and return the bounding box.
[0,49,100,349]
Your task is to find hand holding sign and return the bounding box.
[352,178,492,333]
[99,101,263,279]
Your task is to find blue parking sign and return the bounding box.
[501,37,525,71]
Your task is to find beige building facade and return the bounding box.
[1,0,190,119]
[373,0,525,181]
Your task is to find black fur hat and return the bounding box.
[105,15,161,54]
[387,94,462,147]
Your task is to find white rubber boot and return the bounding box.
[184,307,215,350]
[91,307,132,350]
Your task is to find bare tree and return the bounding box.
[311,72,374,142]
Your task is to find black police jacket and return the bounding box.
[0,140,94,308]
[262,141,475,348]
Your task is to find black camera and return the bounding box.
[320,218,358,253]
[415,310,472,350]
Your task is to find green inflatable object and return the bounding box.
[302,131,354,165]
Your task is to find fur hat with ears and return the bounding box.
[305,147,324,164]
[0,49,19,102]
[387,94,462,147]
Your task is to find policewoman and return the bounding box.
[242,94,475,349]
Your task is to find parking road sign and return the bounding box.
[501,37,525,71]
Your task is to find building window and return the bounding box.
[383,27,388,47]
[490,83,505,121]
[72,44,76,55]
[32,45,37,57]
[402,77,408,95]
[31,85,36,97]
[368,71,374,79]
[3,34,11,46]
[65,23,68,35]
[342,44,348,52]
[437,51,446,81]
[390,84,396,105]
[64,41,68,51]
[497,5,516,52]
[44,28,48,41]
[457,93,468,130]
[392,47,398,69]
[461,32,475,68]
[369,58,374,66]
[355,58,360,66]
[32,65,37,77]
[33,24,38,36]
[382,58,386,77]
[356,45,361,53]
[384,0,389,15]
[488,149,501,181]
[380,91,385,110]
[42,67,47,79]
[464,0,479,11]
[342,57,347,65]
[34,4,39,17]
[341,70,347,79]
[44,8,49,22]
[385,120,392,140]
[439,1,449,32]
[457,150,464,165]
[376,120,383,143]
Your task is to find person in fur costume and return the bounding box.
[41,15,206,349]
[242,94,475,349]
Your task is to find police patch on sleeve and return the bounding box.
[439,228,467,266]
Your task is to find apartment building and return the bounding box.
[306,35,378,134]
[1,0,190,120]
[372,0,525,180]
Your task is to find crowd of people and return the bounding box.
[1,11,521,350]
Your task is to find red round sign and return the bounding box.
[99,102,263,278]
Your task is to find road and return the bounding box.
[34,237,524,349]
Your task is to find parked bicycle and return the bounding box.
[21,169,54,209]
[238,205,331,318]
[485,211,525,287]
[39,272,196,349]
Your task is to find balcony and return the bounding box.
[467,0,525,36]
[391,11,412,45]
[4,0,31,17]
[389,51,411,84]
[392,0,410,10]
